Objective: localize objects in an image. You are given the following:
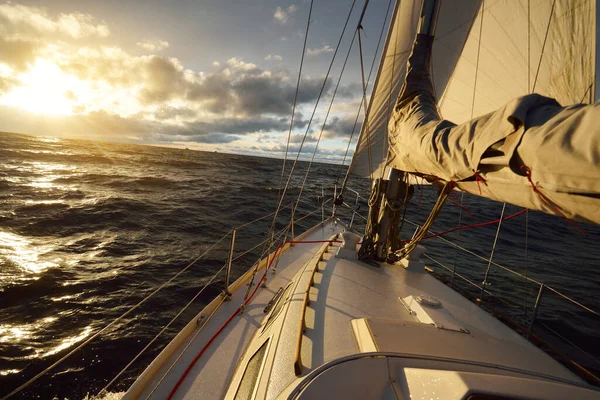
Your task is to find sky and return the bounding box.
[0,0,394,163]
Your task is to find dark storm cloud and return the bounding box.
[289,133,318,143]
[137,56,191,104]
[189,70,332,116]
[335,82,361,99]
[323,115,361,139]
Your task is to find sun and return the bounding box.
[0,59,85,116]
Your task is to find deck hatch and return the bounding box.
[400,295,469,333]
[234,339,270,400]
[261,283,294,334]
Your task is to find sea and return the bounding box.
[1,131,599,399]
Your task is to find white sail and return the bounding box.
[350,0,597,179]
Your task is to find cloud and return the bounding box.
[307,45,334,57]
[0,36,41,71]
[153,106,198,121]
[165,132,240,144]
[0,76,18,94]
[260,142,351,162]
[273,4,297,25]
[0,3,109,39]
[336,82,361,99]
[0,4,109,71]
[0,104,308,145]
[289,133,318,143]
[323,115,361,139]
[0,2,355,161]
[265,54,283,62]
[136,40,169,52]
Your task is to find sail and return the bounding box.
[349,0,597,179]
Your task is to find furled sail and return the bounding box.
[349,0,597,179]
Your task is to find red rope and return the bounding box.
[401,208,528,243]
[520,165,586,235]
[166,239,339,400]
[448,191,477,222]
[473,170,487,195]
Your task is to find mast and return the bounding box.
[363,0,442,261]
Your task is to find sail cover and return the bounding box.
[349,0,597,179]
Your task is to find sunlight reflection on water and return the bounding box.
[0,231,60,275]
[0,318,93,360]
[43,325,93,357]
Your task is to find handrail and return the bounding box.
[345,186,368,201]
[293,235,337,376]
[401,217,599,317]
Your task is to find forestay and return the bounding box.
[349,0,597,179]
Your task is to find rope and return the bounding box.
[520,165,585,235]
[389,181,454,262]
[165,239,339,400]
[144,222,295,399]
[411,208,527,242]
[1,231,231,400]
[145,295,226,399]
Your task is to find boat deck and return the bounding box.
[126,219,591,400]
[125,219,345,400]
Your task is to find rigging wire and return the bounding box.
[96,262,229,398]
[243,0,315,303]
[480,202,507,300]
[531,0,556,93]
[271,0,360,275]
[276,0,313,216]
[523,0,531,323]
[143,222,292,399]
[357,26,374,181]
[245,0,356,298]
[291,4,359,225]
[338,0,393,181]
[452,0,486,283]
[260,0,359,270]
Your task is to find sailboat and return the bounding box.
[2,0,599,399]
